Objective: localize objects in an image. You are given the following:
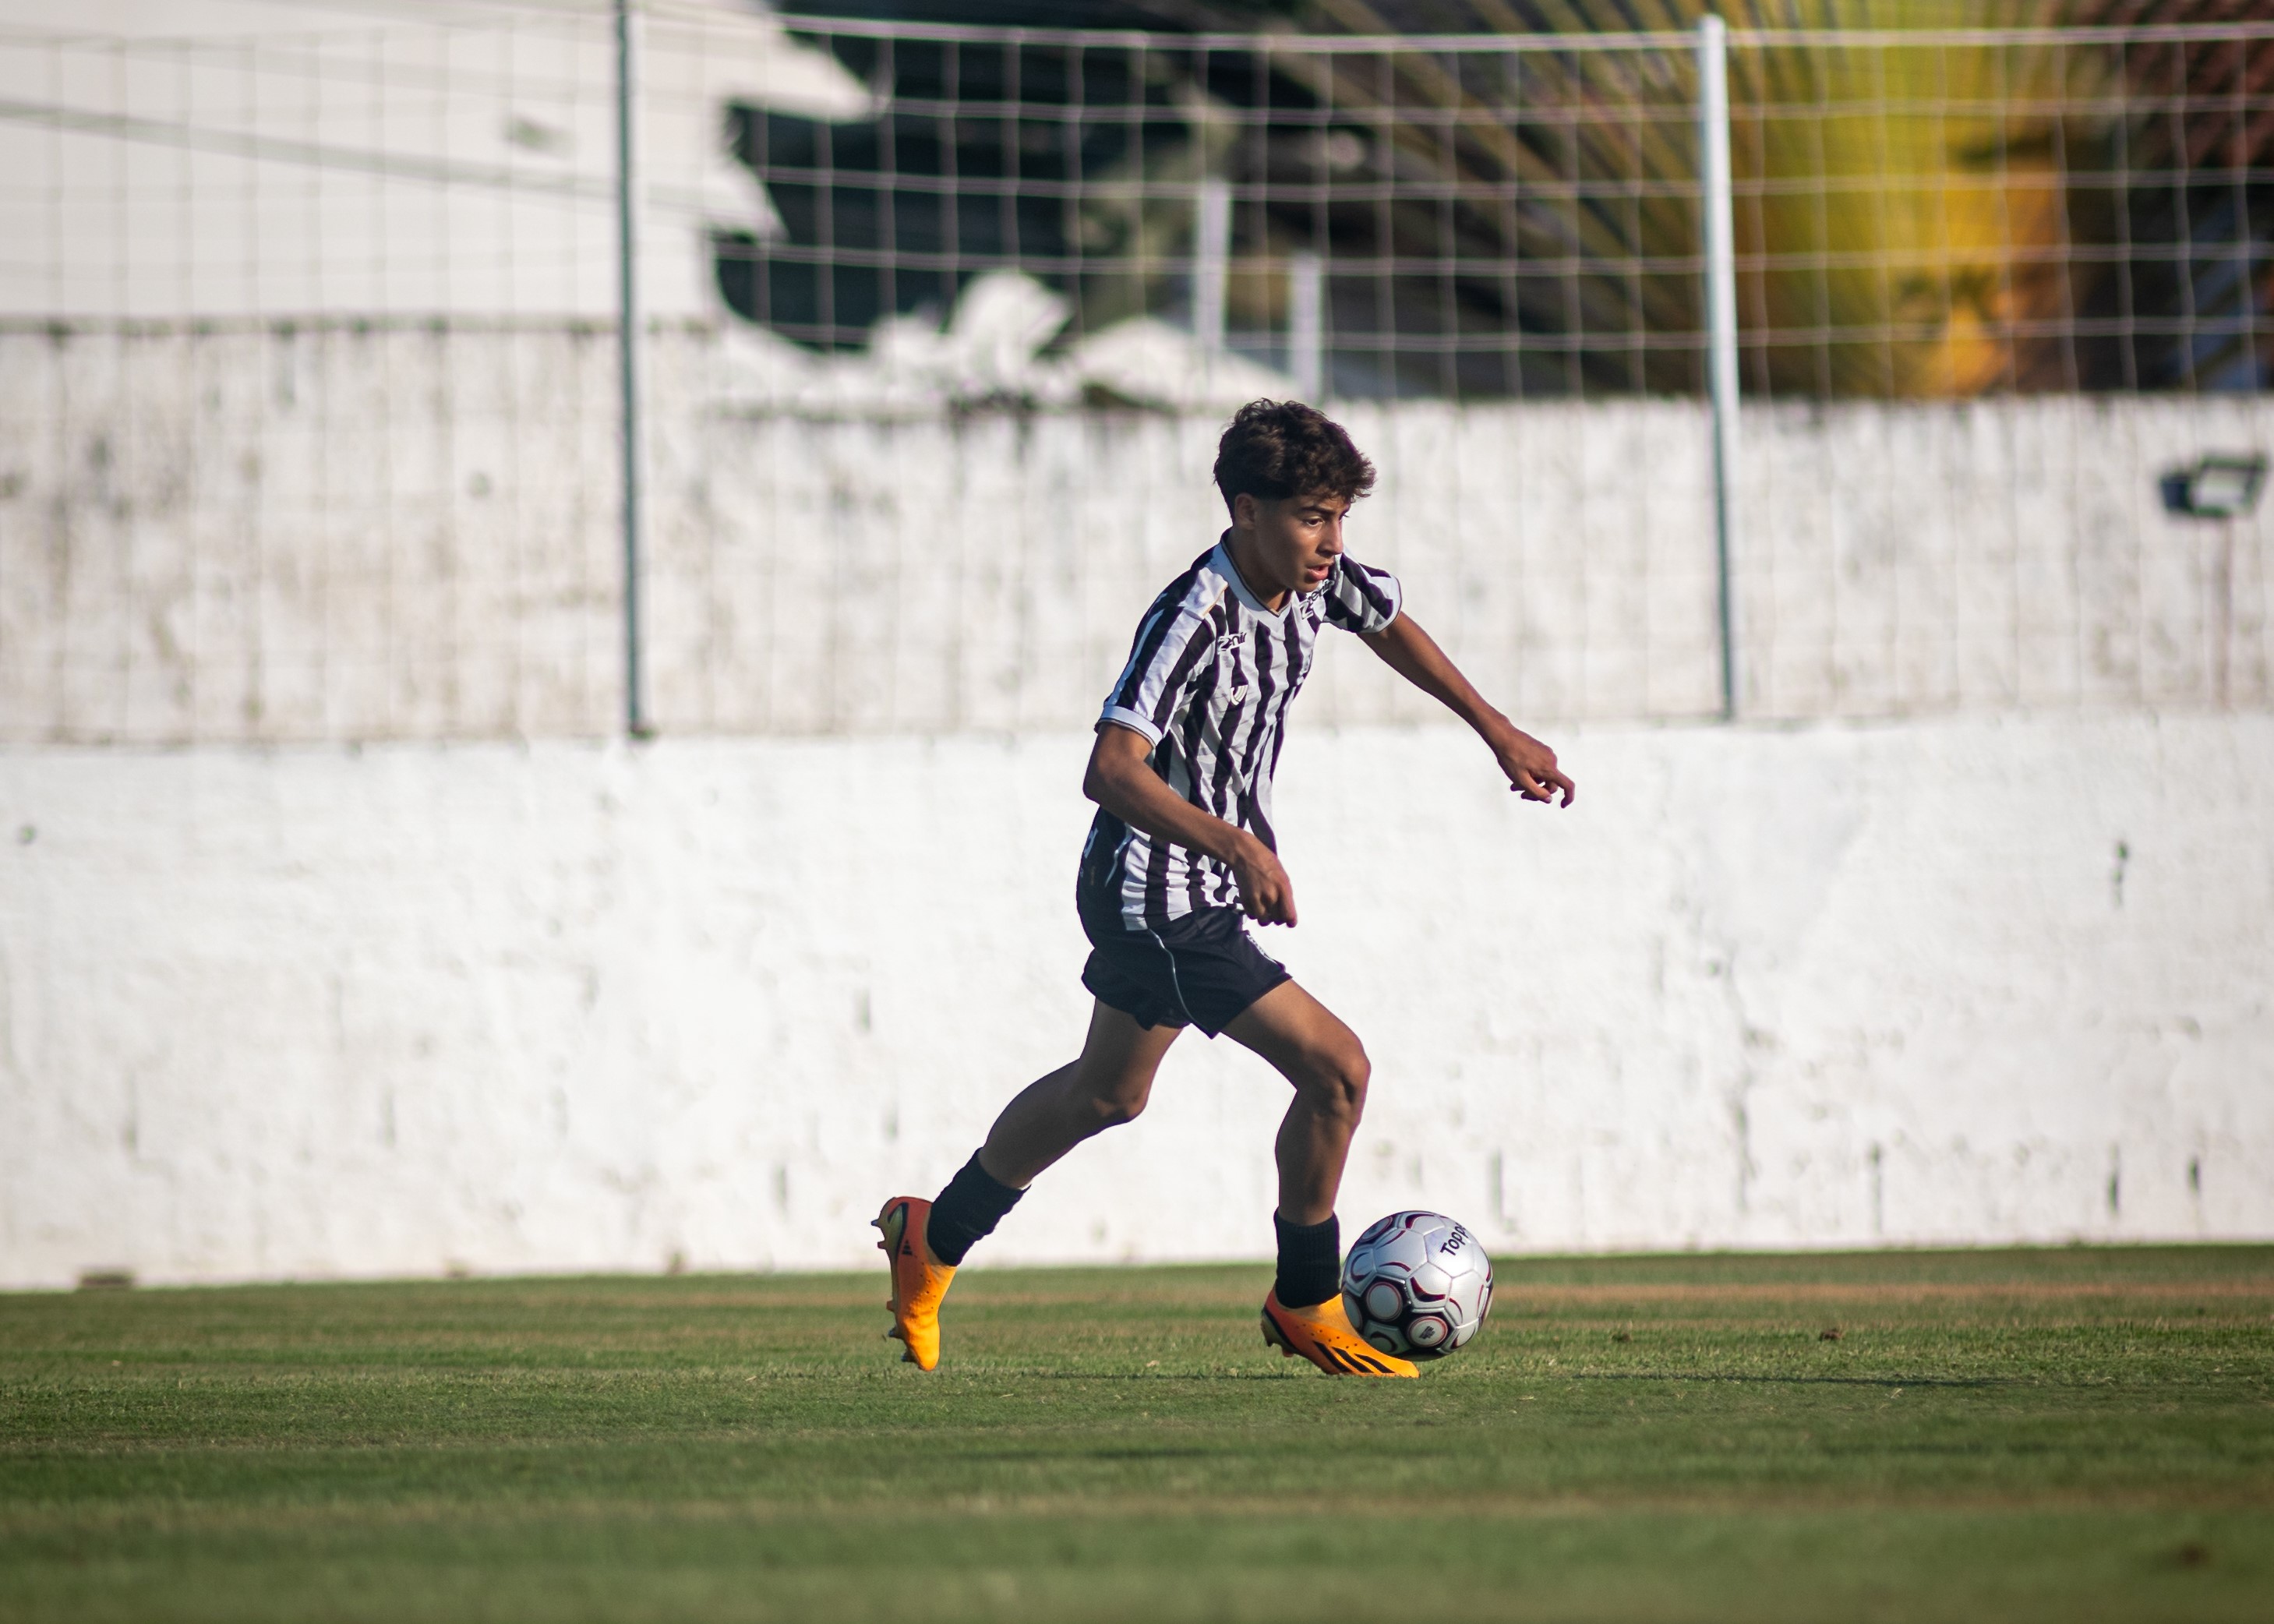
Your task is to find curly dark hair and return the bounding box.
[1212,399,1376,516]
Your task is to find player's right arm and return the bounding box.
[1083,723,1298,926]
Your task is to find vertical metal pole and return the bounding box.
[1698,15,1742,722]
[615,0,648,737]
[1289,249,1323,401]
[1195,176,1231,356]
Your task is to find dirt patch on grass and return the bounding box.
[1495,1281,2274,1304]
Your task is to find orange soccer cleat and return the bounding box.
[874,1195,957,1371]
[1260,1290,1419,1378]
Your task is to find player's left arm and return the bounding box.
[1359,613,1575,807]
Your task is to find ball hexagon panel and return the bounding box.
[1373,1228,1431,1276]
[1444,1266,1488,1324]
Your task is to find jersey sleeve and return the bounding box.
[1098,581,1220,747]
[1319,555,1402,634]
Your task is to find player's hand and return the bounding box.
[1488,722,1574,807]
[1229,836,1299,927]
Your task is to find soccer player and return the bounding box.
[877,400,1574,1378]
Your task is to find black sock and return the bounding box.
[1273,1212,1342,1310]
[927,1152,1026,1266]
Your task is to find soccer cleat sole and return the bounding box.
[874,1198,952,1370]
[872,1214,916,1362]
[872,1214,909,1359]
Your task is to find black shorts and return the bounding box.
[1077,890,1290,1037]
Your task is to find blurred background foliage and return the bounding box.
[746,1,2274,397]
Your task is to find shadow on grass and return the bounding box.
[952,1448,1228,1463]
[1569,1372,2032,1389]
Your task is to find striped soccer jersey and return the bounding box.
[1079,535,1403,930]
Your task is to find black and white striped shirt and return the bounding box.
[1079,536,1403,930]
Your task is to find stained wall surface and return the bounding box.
[6,326,2269,744]
[3,714,2267,1287]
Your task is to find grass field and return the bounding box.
[2,1246,2270,1622]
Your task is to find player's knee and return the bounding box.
[1082,1082,1149,1130]
[1301,1041,1369,1124]
[1337,1047,1372,1121]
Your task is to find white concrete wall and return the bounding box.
[5,713,2269,1287]
[8,325,2271,743]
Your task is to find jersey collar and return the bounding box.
[1213,533,1298,620]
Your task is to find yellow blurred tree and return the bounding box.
[1721,7,2105,394]
[1291,0,2110,395]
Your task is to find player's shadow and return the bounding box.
[955,1447,1226,1462]
[1569,1372,2023,1389]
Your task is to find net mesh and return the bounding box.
[1,5,2269,743]
[723,14,2274,400]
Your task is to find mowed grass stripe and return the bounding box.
[5,1507,2268,1624]
[2,1248,2269,1622]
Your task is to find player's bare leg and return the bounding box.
[1226,980,1417,1378]
[876,1002,1178,1369]
[977,1001,1183,1188]
[1224,980,1365,1225]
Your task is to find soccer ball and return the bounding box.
[1341,1210,1494,1361]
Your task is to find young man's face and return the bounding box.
[1228,489,1351,602]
